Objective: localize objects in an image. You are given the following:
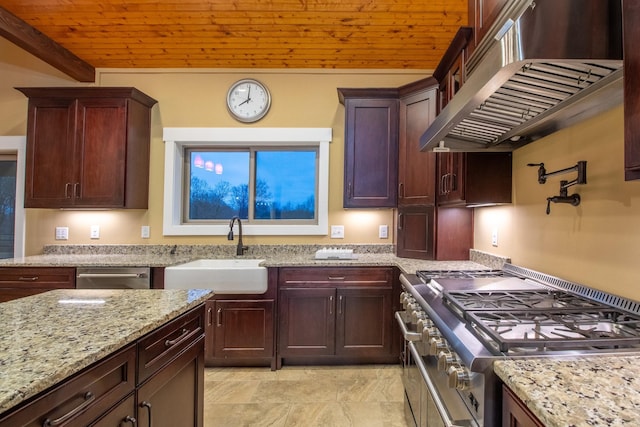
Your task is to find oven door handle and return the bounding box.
[395,312,421,341]
[408,341,462,427]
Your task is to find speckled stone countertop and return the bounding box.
[0,288,212,414]
[0,244,509,273]
[495,356,640,426]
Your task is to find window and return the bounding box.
[186,148,318,222]
[163,128,331,236]
[0,137,26,258]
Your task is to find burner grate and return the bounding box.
[444,289,609,315]
[465,308,640,353]
[416,269,514,283]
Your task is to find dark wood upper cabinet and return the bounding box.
[338,88,399,208]
[432,27,473,112]
[16,87,157,208]
[624,0,640,181]
[398,81,438,206]
[437,152,512,206]
[468,0,510,51]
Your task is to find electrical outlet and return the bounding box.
[141,225,150,239]
[55,227,69,240]
[491,229,498,247]
[330,225,345,239]
[90,225,100,239]
[379,225,388,239]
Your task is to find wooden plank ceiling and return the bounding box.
[1,0,467,72]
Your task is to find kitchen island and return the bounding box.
[495,356,640,426]
[0,288,212,425]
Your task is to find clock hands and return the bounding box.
[237,84,252,107]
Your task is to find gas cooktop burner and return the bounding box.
[444,289,609,314]
[416,269,514,283]
[466,308,640,353]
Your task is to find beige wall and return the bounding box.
[475,105,640,301]
[0,38,428,254]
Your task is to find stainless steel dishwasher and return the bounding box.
[76,267,151,289]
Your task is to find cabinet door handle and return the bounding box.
[329,295,334,315]
[451,173,457,191]
[207,307,213,326]
[398,213,404,231]
[140,401,152,427]
[217,308,222,327]
[18,276,39,281]
[347,182,352,198]
[440,174,446,195]
[338,295,343,315]
[74,182,80,198]
[64,183,72,199]
[120,416,137,426]
[43,391,95,426]
[164,328,189,347]
[398,182,404,198]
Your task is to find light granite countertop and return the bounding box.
[0,288,213,415]
[495,356,640,426]
[0,244,509,273]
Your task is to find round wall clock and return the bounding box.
[226,79,271,123]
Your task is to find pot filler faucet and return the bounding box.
[228,216,248,255]
[527,161,587,215]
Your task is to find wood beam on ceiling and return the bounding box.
[0,6,95,82]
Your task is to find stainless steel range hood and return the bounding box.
[420,0,623,152]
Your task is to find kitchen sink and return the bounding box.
[164,259,268,294]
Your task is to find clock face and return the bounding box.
[226,79,271,123]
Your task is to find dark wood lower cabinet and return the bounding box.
[137,339,204,427]
[89,394,136,427]
[502,385,544,427]
[204,269,277,369]
[206,299,275,364]
[336,287,393,357]
[279,287,336,357]
[0,267,75,302]
[277,267,399,366]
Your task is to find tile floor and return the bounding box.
[204,365,410,427]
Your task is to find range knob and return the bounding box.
[422,326,441,342]
[411,309,427,324]
[400,293,414,309]
[437,350,456,371]
[416,317,433,331]
[447,366,471,391]
[429,338,448,356]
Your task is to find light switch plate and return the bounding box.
[330,225,345,239]
[55,227,69,240]
[491,229,498,247]
[141,225,150,239]
[90,225,100,239]
[379,225,388,239]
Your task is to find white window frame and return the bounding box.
[0,136,26,258]
[162,128,332,236]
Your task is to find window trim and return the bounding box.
[162,128,332,236]
[0,136,26,258]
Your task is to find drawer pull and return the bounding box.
[164,328,189,347]
[327,276,345,280]
[120,415,137,426]
[43,391,94,426]
[140,401,152,427]
[18,276,39,281]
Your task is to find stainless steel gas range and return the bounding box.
[397,264,640,427]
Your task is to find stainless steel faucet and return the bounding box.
[228,216,248,256]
